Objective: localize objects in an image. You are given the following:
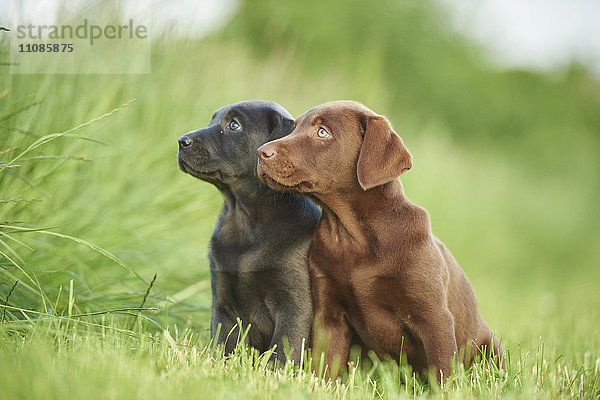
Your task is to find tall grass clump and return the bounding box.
[0,98,160,331]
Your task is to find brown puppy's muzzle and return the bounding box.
[258,143,276,161]
[257,142,285,188]
[257,141,311,192]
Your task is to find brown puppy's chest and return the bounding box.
[310,240,427,367]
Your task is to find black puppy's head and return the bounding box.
[177,101,294,187]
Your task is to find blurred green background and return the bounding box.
[1,0,599,367]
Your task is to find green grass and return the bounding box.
[1,0,600,398]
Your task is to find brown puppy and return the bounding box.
[256,101,503,379]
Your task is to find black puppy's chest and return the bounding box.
[209,219,282,342]
[210,215,269,273]
[211,269,278,348]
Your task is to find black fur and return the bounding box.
[177,101,320,363]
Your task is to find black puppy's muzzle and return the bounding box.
[177,132,212,178]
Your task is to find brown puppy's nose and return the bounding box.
[258,143,276,160]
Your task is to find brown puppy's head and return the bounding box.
[257,101,412,194]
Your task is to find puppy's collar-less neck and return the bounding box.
[315,179,408,250]
[317,178,407,210]
[219,178,296,221]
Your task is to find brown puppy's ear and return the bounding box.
[356,115,412,191]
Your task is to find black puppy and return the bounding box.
[177,101,320,364]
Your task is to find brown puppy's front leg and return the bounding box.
[311,276,351,378]
[409,309,458,381]
[312,311,351,378]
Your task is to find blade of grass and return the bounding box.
[0,198,43,204]
[0,101,42,124]
[1,227,148,285]
[1,99,135,172]
[0,244,50,310]
[0,230,35,251]
[129,273,157,330]
[1,280,18,323]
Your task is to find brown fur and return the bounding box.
[257,101,503,379]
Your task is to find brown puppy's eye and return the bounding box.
[228,120,241,131]
[317,128,330,138]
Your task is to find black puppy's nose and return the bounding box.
[178,135,193,148]
[258,143,276,160]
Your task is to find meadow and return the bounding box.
[1,1,599,398]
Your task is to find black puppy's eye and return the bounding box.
[228,119,241,131]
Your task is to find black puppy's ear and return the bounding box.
[356,115,412,191]
[268,111,295,141]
